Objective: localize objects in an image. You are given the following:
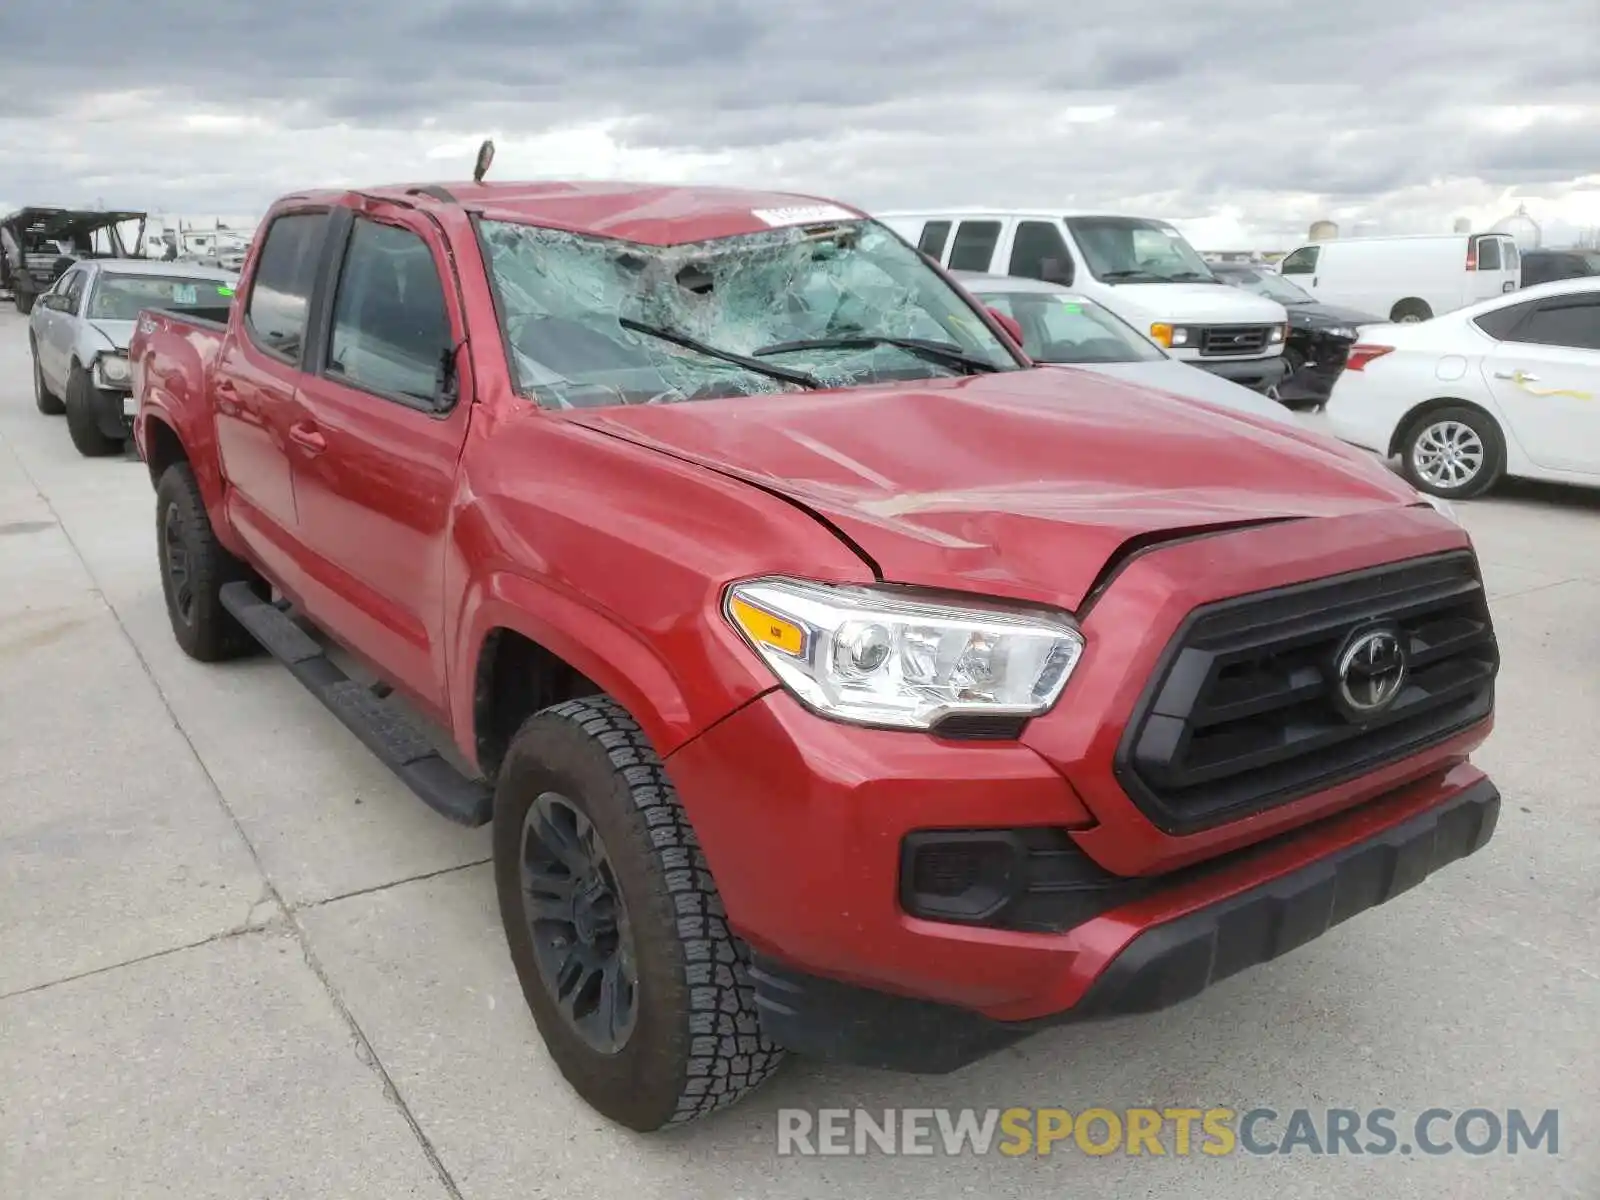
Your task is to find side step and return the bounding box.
[219,582,493,827]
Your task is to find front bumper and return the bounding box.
[748,772,1499,1072]
[1189,353,1290,393]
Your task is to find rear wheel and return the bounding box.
[63,365,122,457]
[1400,405,1505,499]
[493,696,784,1131]
[155,462,263,661]
[31,337,64,415]
[1391,298,1432,324]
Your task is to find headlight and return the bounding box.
[1269,325,1287,343]
[724,578,1085,731]
[97,354,131,385]
[1325,326,1358,340]
[1149,323,1193,348]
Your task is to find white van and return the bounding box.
[1276,233,1521,325]
[876,209,1291,391]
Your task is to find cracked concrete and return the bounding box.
[0,308,1594,1199]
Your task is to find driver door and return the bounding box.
[41,267,88,389]
[287,201,473,719]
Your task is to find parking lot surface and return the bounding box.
[1,306,1594,1199]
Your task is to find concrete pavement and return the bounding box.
[1,306,1594,1199]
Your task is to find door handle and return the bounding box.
[288,423,326,453]
[1493,370,1538,382]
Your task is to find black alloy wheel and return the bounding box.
[519,790,639,1054]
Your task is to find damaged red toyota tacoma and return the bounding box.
[129,178,1501,1132]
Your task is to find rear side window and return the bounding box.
[916,220,952,260]
[327,218,452,404]
[1008,220,1075,285]
[1511,298,1600,352]
[246,212,328,361]
[1280,245,1319,275]
[1472,299,1538,340]
[948,220,1002,271]
[1474,236,1501,271]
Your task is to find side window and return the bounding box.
[916,221,952,260]
[948,220,1002,272]
[1280,246,1319,275]
[1509,298,1600,352]
[326,218,452,404]
[1008,220,1075,285]
[245,212,328,362]
[60,268,88,311]
[1502,239,1519,272]
[1474,236,1501,271]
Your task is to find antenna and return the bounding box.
[473,139,496,184]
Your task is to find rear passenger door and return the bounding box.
[1480,293,1600,475]
[288,202,472,717]
[215,208,331,549]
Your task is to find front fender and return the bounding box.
[450,566,774,768]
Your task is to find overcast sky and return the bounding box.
[2,0,1596,248]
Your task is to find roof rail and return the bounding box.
[406,185,457,203]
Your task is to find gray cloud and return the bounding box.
[0,0,1595,241]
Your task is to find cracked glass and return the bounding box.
[477,218,1020,409]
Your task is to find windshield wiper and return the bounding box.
[753,335,1001,374]
[1168,271,1220,282]
[1097,270,1167,282]
[618,318,819,389]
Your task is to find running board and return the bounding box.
[219,582,493,827]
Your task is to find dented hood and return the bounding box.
[564,367,1422,610]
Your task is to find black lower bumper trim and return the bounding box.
[1193,355,1291,392]
[750,778,1500,1073]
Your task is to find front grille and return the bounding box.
[1199,325,1272,356]
[1116,552,1498,834]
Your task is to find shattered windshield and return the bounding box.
[478,218,1020,409]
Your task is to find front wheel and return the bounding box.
[154,462,263,661]
[1400,405,1505,499]
[493,696,784,1131]
[64,365,123,457]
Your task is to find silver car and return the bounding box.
[29,259,237,456]
[953,271,1297,425]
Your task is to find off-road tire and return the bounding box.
[154,462,262,661]
[493,696,784,1131]
[1399,404,1506,500]
[64,364,122,457]
[31,337,64,415]
[14,290,35,315]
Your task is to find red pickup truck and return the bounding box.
[130,179,1502,1132]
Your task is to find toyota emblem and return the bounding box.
[1335,627,1408,718]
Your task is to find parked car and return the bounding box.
[1,207,148,314]
[29,259,237,455]
[1209,262,1381,408]
[953,271,1297,422]
[1276,232,1521,325]
[877,209,1292,393]
[1519,248,1600,288]
[132,179,1500,1132]
[1326,277,1600,498]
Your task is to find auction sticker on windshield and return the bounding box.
[753,204,858,227]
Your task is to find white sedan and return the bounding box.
[1325,277,1600,498]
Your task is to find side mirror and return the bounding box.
[988,307,1025,347]
[41,292,71,312]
